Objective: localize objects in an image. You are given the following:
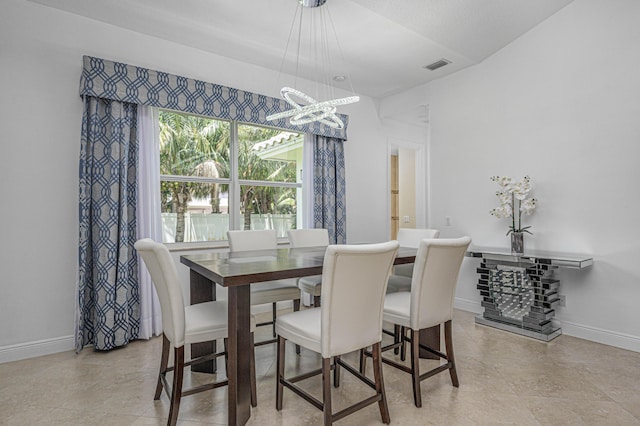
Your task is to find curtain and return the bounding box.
[136,106,163,339]
[303,135,315,228]
[80,56,349,140]
[76,96,140,352]
[75,56,352,350]
[313,135,347,244]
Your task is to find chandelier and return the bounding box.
[266,0,359,130]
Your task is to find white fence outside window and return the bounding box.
[162,213,296,243]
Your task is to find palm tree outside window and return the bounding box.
[158,110,304,243]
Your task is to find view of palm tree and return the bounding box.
[158,110,300,242]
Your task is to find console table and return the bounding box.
[466,249,593,341]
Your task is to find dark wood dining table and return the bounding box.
[180,245,417,426]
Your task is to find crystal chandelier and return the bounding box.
[266,0,359,130]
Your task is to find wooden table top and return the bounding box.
[180,245,417,287]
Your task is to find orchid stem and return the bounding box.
[512,193,516,232]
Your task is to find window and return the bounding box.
[158,110,304,243]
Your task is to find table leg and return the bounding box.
[227,285,252,426]
[419,325,440,359]
[190,270,217,373]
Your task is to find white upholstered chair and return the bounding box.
[387,228,440,294]
[375,236,471,408]
[134,238,257,426]
[287,228,330,307]
[386,228,441,357]
[276,241,399,425]
[227,229,301,346]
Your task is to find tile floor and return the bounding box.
[1,309,639,425]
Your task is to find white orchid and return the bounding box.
[490,175,537,235]
[496,191,511,205]
[491,175,513,188]
[511,176,532,200]
[520,198,537,215]
[490,203,512,219]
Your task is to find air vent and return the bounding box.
[424,59,451,71]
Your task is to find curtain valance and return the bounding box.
[79,56,348,140]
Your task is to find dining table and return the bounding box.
[180,244,418,426]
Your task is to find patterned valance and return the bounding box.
[79,56,348,140]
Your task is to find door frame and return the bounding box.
[387,139,427,238]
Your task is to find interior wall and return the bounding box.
[412,0,640,351]
[0,0,390,362]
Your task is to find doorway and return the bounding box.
[389,142,426,239]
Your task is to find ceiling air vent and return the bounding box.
[424,59,451,71]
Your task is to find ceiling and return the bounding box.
[29,0,573,99]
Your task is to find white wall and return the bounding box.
[4,0,639,361]
[392,0,640,351]
[0,0,390,362]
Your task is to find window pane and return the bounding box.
[159,111,230,179]
[238,124,302,182]
[157,112,305,244]
[238,185,297,237]
[160,182,229,243]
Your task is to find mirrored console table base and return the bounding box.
[466,249,592,343]
[475,315,562,342]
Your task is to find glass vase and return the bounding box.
[511,232,524,255]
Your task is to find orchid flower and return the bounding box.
[490,176,537,235]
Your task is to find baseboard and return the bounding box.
[0,335,75,364]
[4,302,637,364]
[454,297,640,353]
[454,297,482,314]
[559,320,640,353]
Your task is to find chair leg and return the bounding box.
[293,299,301,355]
[393,325,401,355]
[276,336,285,411]
[444,320,459,387]
[313,295,321,307]
[168,346,185,426]
[272,303,277,337]
[372,342,391,424]
[223,338,229,376]
[410,329,422,408]
[358,348,366,375]
[400,326,407,361]
[322,357,333,426]
[250,333,257,407]
[155,334,170,400]
[333,356,340,388]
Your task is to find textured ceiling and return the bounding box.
[29,0,574,100]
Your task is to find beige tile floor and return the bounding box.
[1,309,639,425]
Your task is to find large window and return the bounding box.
[159,110,304,243]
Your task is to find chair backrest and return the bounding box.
[320,241,399,358]
[227,229,277,252]
[410,236,471,330]
[134,239,186,347]
[287,228,330,248]
[396,228,440,248]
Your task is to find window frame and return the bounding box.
[158,111,305,247]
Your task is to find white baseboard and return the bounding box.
[0,335,75,364]
[454,297,482,314]
[454,297,640,353]
[3,302,638,364]
[559,320,640,353]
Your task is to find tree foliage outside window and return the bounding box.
[158,110,302,243]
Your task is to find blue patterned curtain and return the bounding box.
[75,56,350,350]
[313,136,347,244]
[76,96,140,351]
[80,56,349,140]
